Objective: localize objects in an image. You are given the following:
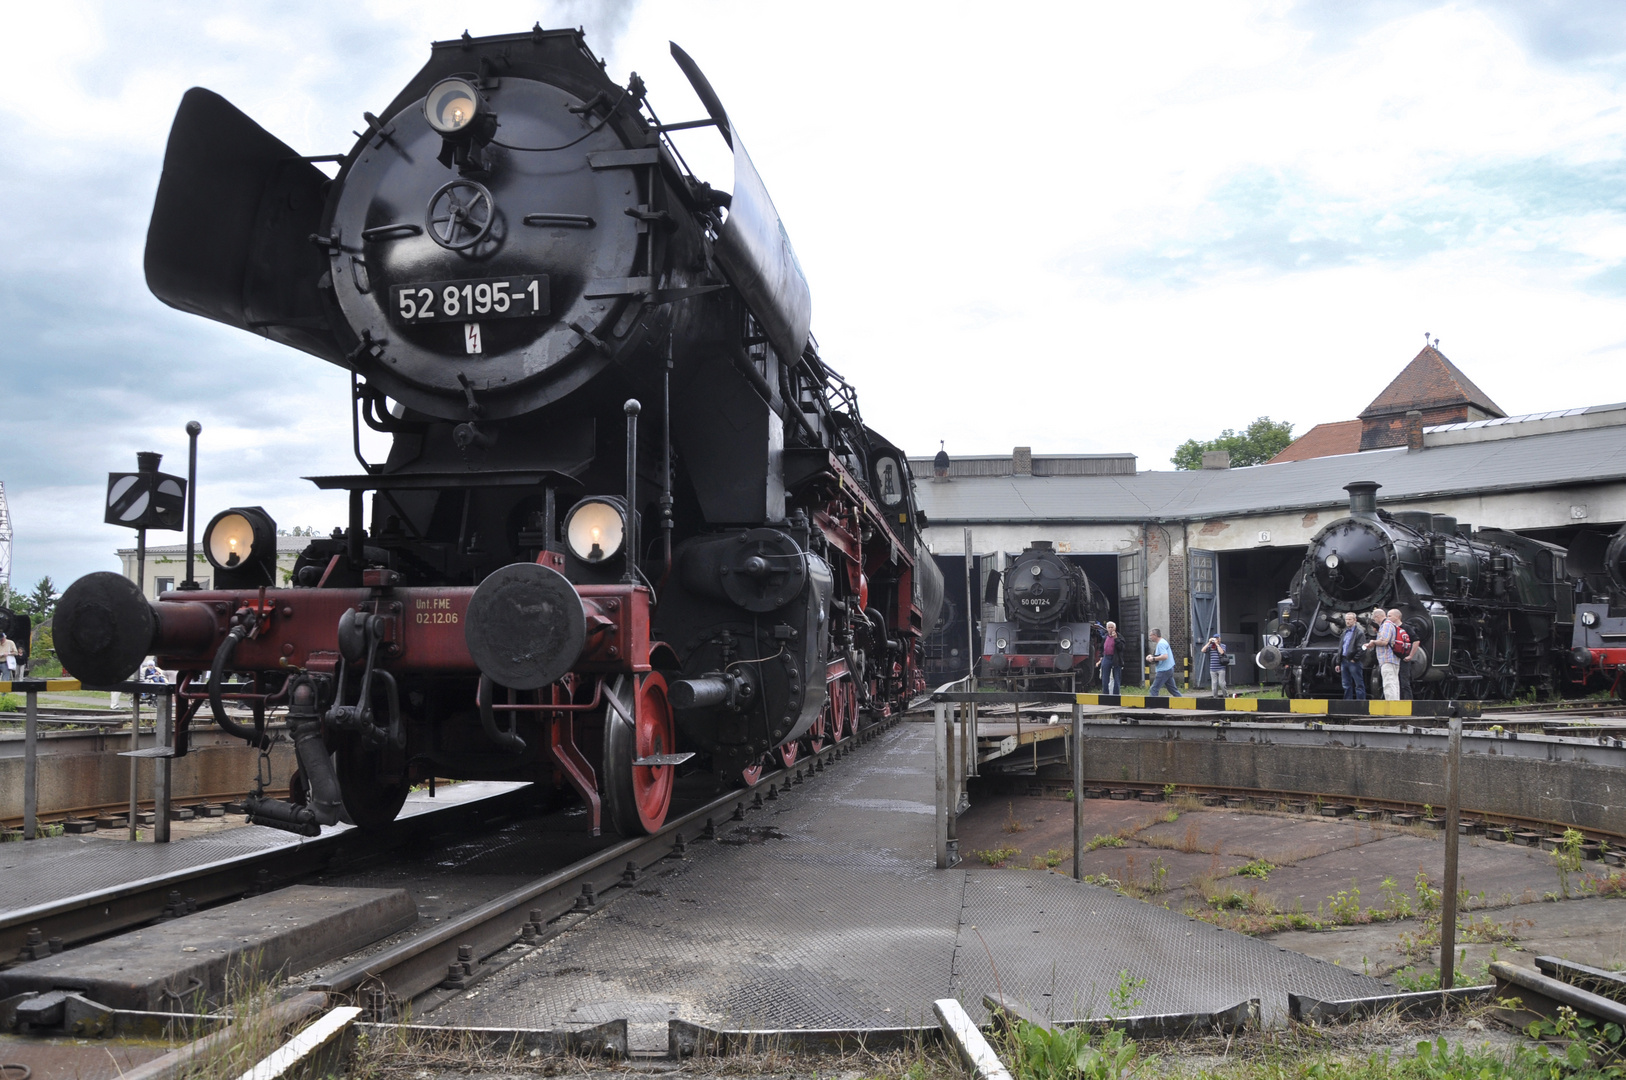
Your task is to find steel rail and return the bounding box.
[1,789,290,830]
[0,783,535,966]
[310,717,900,1014]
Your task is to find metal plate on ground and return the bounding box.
[428,723,1387,1037]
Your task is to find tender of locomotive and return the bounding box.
[54,27,941,837]
[981,541,1108,688]
[1258,481,1575,699]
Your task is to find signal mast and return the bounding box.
[0,480,11,603]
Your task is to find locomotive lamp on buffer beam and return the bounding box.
[203,507,278,587]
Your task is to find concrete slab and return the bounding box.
[1266,895,1626,984]
[0,885,416,1009]
[0,780,523,920]
[1258,833,1562,915]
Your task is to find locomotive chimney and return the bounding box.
[1345,481,1381,518]
[1404,410,1425,451]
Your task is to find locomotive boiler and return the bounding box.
[1568,521,1626,694]
[53,27,941,837]
[1258,481,1575,699]
[981,541,1108,687]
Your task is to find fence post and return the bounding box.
[129,692,141,840]
[1440,714,1462,989]
[23,685,38,840]
[1072,700,1084,881]
[946,704,959,862]
[155,690,173,844]
[935,702,949,869]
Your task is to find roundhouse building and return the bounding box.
[913,400,1626,688]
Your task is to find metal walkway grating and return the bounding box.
[433,723,1386,1034]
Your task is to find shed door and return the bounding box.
[1117,550,1144,686]
[1189,548,1219,688]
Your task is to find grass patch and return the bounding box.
[977,845,1021,867]
[1083,833,1128,852]
[1004,803,1031,834]
[1235,858,1274,879]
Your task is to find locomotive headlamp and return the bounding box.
[565,498,626,564]
[424,78,485,135]
[1325,553,1341,569]
[1265,633,1282,648]
[995,636,1008,651]
[1059,637,1073,652]
[202,506,278,586]
[1030,564,1042,576]
[1583,611,1600,627]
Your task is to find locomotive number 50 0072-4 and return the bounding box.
[391,274,550,324]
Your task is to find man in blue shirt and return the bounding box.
[1146,629,1182,697]
[1339,611,1367,700]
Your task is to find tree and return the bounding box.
[15,575,60,625]
[1171,417,1295,470]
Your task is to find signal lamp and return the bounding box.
[424,78,485,135]
[203,506,278,586]
[564,498,626,564]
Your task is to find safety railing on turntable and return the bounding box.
[3,676,184,844]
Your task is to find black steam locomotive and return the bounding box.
[1259,481,1576,699]
[981,541,1109,688]
[1569,522,1626,695]
[54,27,941,836]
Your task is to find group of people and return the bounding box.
[1093,623,1230,699]
[1338,607,1419,701]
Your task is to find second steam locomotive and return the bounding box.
[1260,481,1622,699]
[53,27,941,837]
[981,541,1109,688]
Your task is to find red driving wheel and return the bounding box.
[630,672,676,833]
[779,738,801,768]
[604,672,677,836]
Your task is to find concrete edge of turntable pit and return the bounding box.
[0,780,530,941]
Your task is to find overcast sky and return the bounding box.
[4,0,1626,592]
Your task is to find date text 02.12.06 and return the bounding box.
[390,274,550,324]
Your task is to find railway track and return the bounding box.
[1,717,897,984]
[0,783,534,966]
[310,717,900,1018]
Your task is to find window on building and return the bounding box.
[156,578,174,595]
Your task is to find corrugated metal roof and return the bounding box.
[913,423,1626,524]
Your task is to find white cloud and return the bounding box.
[2,0,1625,593]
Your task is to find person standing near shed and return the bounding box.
[1339,612,1368,700]
[1147,630,1182,697]
[1389,609,1415,700]
[1200,636,1227,697]
[1364,607,1400,701]
[1099,620,1123,695]
[0,631,16,680]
